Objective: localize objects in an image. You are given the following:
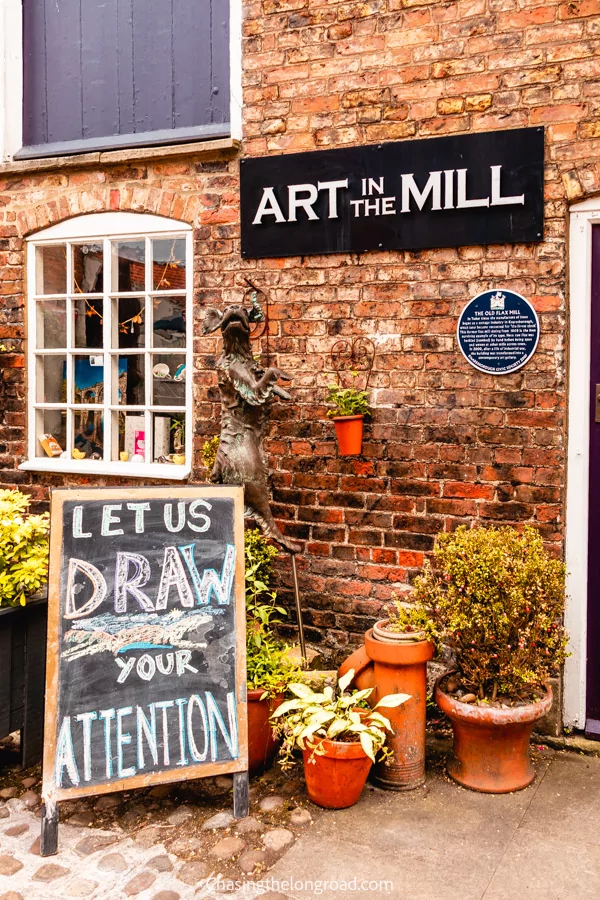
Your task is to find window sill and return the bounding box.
[0,137,241,176]
[18,459,192,481]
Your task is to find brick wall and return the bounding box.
[2,0,600,661]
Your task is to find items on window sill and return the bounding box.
[120,451,129,462]
[153,363,169,378]
[39,434,63,457]
[131,453,145,463]
[72,448,86,460]
[173,363,186,381]
[172,454,186,465]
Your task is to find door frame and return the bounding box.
[565,197,600,728]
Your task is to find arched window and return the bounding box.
[22,212,193,479]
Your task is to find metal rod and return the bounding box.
[290,553,307,668]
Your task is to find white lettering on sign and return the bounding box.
[253,180,349,224]
[401,171,442,213]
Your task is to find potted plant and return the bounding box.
[415,525,567,793]
[245,528,299,775]
[339,594,438,791]
[326,372,371,455]
[271,669,409,809]
[0,489,50,766]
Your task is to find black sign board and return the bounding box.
[42,487,247,811]
[240,128,544,259]
[457,289,540,374]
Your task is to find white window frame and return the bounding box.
[20,212,193,481]
[0,0,241,162]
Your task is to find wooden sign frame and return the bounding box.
[41,485,248,854]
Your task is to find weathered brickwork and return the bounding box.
[1,0,600,659]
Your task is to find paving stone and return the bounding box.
[177,860,210,885]
[0,892,24,900]
[124,871,156,895]
[95,795,121,811]
[259,795,285,813]
[32,863,70,882]
[262,828,295,853]
[64,878,97,897]
[21,777,38,789]
[0,856,23,876]
[0,808,9,819]
[202,810,234,830]
[75,833,119,856]
[133,825,164,848]
[209,836,245,859]
[152,893,181,900]
[97,852,128,872]
[214,775,233,789]
[68,810,95,827]
[148,785,172,799]
[234,815,264,834]
[258,894,291,900]
[289,807,312,826]
[148,854,173,872]
[167,805,194,826]
[169,835,204,856]
[20,790,40,809]
[238,848,267,874]
[28,837,41,855]
[4,823,28,837]
[0,788,18,800]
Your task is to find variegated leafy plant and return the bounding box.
[270,668,410,768]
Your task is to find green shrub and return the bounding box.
[412,525,567,700]
[0,490,49,608]
[326,372,371,418]
[383,593,440,647]
[244,528,298,697]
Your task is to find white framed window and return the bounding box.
[21,212,193,480]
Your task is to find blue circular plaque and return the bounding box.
[457,289,540,375]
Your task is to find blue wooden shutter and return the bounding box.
[19,0,230,159]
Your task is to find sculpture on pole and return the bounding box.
[202,292,301,555]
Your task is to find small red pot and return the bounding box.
[434,677,553,793]
[333,415,364,455]
[302,737,372,809]
[247,690,283,776]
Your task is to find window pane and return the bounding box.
[152,355,186,407]
[112,240,145,292]
[112,355,145,406]
[72,243,104,293]
[73,409,104,460]
[73,297,103,348]
[152,296,186,348]
[73,357,105,405]
[35,409,67,458]
[152,238,186,290]
[121,413,147,461]
[36,355,66,403]
[36,245,66,294]
[154,412,186,464]
[36,299,66,349]
[112,297,145,349]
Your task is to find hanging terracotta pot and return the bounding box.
[302,737,372,809]
[364,628,434,791]
[434,676,553,793]
[247,690,284,776]
[332,415,364,455]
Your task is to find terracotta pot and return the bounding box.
[364,628,434,791]
[302,737,372,809]
[372,618,426,644]
[247,690,284,776]
[434,676,553,793]
[332,415,364,455]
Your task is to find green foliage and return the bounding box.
[0,490,49,608]
[413,525,568,700]
[271,668,410,768]
[245,529,298,698]
[201,435,220,472]
[383,593,440,647]
[326,372,371,418]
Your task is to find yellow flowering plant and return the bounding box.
[0,489,49,608]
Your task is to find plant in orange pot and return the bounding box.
[416,525,568,794]
[271,669,410,809]
[326,374,371,456]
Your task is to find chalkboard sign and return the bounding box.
[42,486,247,808]
[457,289,540,375]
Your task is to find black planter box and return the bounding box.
[0,594,47,768]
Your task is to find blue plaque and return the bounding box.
[457,290,539,375]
